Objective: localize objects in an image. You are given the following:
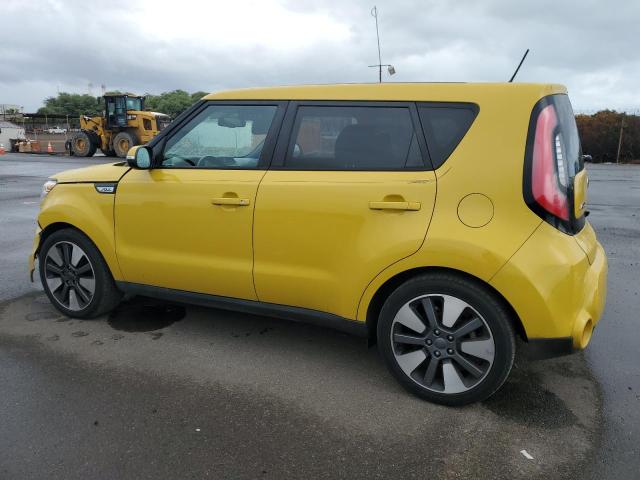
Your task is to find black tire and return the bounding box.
[377,272,516,406]
[113,131,137,158]
[70,131,97,157]
[39,228,122,319]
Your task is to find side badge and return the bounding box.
[95,183,117,194]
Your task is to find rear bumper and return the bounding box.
[491,221,607,355]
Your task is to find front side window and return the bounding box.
[161,104,277,169]
[284,106,424,170]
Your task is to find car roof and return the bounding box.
[202,83,567,103]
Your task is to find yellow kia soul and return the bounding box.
[30,83,607,405]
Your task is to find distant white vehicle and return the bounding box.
[47,126,67,134]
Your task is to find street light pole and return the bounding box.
[369,6,395,83]
[372,6,382,83]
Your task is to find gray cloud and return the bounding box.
[1,0,638,112]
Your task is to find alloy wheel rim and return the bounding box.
[390,294,495,394]
[44,241,95,311]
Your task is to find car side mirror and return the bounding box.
[127,145,152,169]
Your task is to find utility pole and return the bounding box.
[368,6,395,83]
[616,116,625,164]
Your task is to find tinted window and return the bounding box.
[284,106,423,170]
[418,104,478,168]
[162,105,277,169]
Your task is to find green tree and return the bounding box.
[144,90,197,117]
[38,89,207,119]
[37,93,102,116]
[576,111,640,163]
[191,91,208,102]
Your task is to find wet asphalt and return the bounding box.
[0,153,638,479]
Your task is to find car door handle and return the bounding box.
[369,201,421,211]
[211,197,251,206]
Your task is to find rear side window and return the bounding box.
[284,106,424,170]
[418,104,478,168]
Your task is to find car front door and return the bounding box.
[115,102,284,300]
[253,102,437,319]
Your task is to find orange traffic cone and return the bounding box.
[0,143,5,155]
[47,142,54,154]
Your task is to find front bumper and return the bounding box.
[491,221,607,353]
[28,226,41,282]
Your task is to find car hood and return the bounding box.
[54,162,130,183]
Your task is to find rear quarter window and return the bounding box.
[418,103,479,168]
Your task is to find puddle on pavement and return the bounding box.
[35,295,53,305]
[25,311,61,321]
[108,299,186,332]
[483,368,578,428]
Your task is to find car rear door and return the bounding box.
[253,101,437,319]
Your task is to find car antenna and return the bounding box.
[509,48,530,82]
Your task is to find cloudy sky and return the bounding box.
[1,0,638,112]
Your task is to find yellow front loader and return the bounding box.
[71,94,171,158]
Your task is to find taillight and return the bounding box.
[530,104,569,221]
[524,94,585,235]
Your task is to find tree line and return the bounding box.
[576,111,639,163]
[37,90,208,119]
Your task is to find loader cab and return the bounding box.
[104,95,145,129]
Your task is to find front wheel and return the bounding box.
[377,272,515,406]
[70,131,97,157]
[39,228,122,318]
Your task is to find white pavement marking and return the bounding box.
[520,450,534,460]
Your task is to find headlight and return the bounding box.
[41,178,57,198]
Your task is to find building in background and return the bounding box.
[0,120,26,149]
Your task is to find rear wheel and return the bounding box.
[70,131,97,157]
[377,272,515,406]
[39,228,122,318]
[113,131,137,158]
